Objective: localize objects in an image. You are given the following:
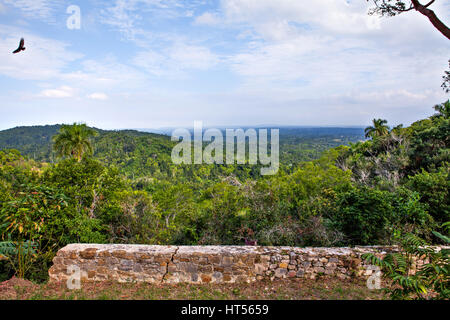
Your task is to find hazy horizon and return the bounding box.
[0,122,367,133]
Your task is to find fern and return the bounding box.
[0,241,16,258]
[0,240,37,258]
[362,224,449,300]
[432,231,450,244]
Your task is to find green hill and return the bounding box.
[0,125,365,160]
[0,125,62,161]
[0,125,175,176]
[0,124,365,181]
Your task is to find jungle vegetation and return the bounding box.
[0,101,448,284]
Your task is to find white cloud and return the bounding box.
[0,26,83,80]
[100,0,206,39]
[100,0,141,39]
[194,12,221,26]
[213,0,450,52]
[0,25,149,106]
[133,50,166,76]
[2,0,63,20]
[221,0,381,38]
[170,44,218,70]
[87,92,108,100]
[63,57,148,90]
[39,86,74,98]
[219,0,449,98]
[133,43,219,77]
[331,89,431,105]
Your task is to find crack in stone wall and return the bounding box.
[161,246,179,283]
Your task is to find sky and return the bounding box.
[0,0,449,130]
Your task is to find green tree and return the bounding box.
[43,157,124,243]
[0,183,69,280]
[333,186,433,245]
[408,110,449,172]
[53,123,98,162]
[364,118,390,139]
[443,61,450,93]
[406,167,449,225]
[433,100,450,119]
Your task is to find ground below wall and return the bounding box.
[48,244,414,284]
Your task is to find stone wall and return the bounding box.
[48,244,429,284]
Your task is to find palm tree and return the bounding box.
[53,123,98,162]
[364,119,389,139]
[433,100,450,119]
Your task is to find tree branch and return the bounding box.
[368,0,450,40]
[410,0,450,39]
[423,0,435,8]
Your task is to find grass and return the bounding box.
[1,277,386,300]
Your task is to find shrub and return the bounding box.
[363,223,449,300]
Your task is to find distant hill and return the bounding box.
[0,125,63,161]
[0,124,174,162]
[138,126,365,137]
[137,126,366,163]
[0,124,365,177]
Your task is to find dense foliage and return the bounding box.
[0,101,448,286]
[363,223,449,300]
[0,125,365,175]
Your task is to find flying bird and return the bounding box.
[12,38,26,54]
